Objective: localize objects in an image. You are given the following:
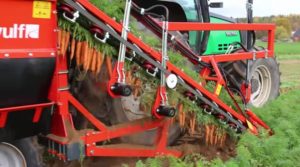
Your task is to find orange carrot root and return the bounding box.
[70,38,76,60]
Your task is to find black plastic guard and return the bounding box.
[0,58,55,108]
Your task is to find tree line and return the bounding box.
[238,14,300,40]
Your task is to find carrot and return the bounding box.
[96,52,104,75]
[210,125,215,145]
[89,49,96,71]
[70,38,76,60]
[86,47,92,70]
[133,78,142,98]
[221,134,227,147]
[190,112,196,135]
[57,29,62,55]
[105,56,113,78]
[84,48,93,71]
[76,41,82,66]
[95,52,100,75]
[178,103,183,127]
[60,30,66,57]
[214,131,219,145]
[81,42,88,67]
[91,50,97,73]
[63,31,70,57]
[182,108,186,127]
[126,71,133,85]
[205,125,210,145]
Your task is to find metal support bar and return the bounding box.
[117,0,132,83]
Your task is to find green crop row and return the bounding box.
[134,89,300,167]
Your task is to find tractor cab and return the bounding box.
[133,0,242,55]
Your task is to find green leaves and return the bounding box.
[226,89,300,166]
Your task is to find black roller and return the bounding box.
[111,83,132,97]
[156,105,176,117]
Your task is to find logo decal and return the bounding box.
[0,24,40,39]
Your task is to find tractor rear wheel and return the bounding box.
[224,57,280,107]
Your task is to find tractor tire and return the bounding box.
[223,57,280,107]
[0,137,44,167]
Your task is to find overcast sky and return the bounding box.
[210,0,300,17]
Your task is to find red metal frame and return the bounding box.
[0,0,274,160]
[44,0,275,158]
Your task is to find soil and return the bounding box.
[46,127,236,167]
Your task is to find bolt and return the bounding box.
[90,150,94,155]
[28,53,33,57]
[51,52,55,56]
[4,54,9,57]
[86,144,90,147]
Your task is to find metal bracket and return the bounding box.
[63,11,80,23]
[146,67,159,77]
[125,51,136,61]
[94,32,110,43]
[140,8,145,15]
[264,49,269,59]
[252,51,256,60]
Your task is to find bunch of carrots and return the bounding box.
[125,70,143,99]
[178,103,197,135]
[178,103,227,146]
[205,124,227,147]
[58,29,105,76]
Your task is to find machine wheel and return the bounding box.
[4,137,45,167]
[224,57,280,107]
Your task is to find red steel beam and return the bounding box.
[86,146,181,157]
[0,102,54,113]
[166,22,275,52]
[166,23,275,31]
[85,118,166,144]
